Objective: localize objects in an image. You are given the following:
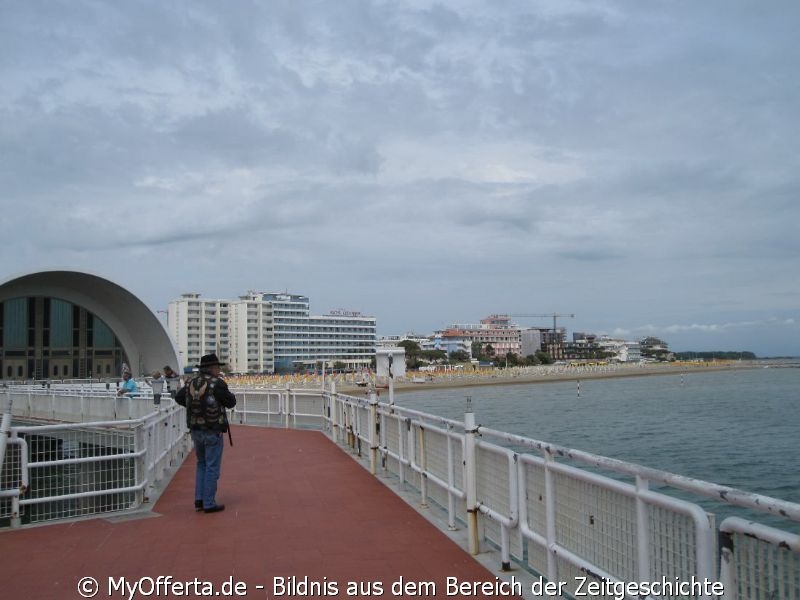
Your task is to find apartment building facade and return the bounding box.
[169,292,376,373]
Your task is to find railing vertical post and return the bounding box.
[368,391,378,475]
[0,394,12,476]
[544,448,558,583]
[398,414,405,484]
[446,424,456,530]
[719,530,736,600]
[292,390,297,429]
[635,475,651,582]
[331,392,339,443]
[134,424,147,507]
[379,402,387,474]
[464,400,479,555]
[329,383,336,436]
[418,426,428,508]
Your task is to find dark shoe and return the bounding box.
[195,500,203,511]
[203,504,225,513]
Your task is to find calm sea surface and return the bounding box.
[394,367,800,507]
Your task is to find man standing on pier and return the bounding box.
[175,353,236,513]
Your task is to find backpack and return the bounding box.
[187,375,228,431]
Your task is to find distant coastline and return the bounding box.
[226,360,779,395]
[336,361,766,395]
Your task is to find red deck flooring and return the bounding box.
[0,426,517,598]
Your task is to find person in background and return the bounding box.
[150,370,164,405]
[174,353,236,514]
[117,370,139,397]
[163,365,181,397]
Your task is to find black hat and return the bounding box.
[198,353,226,368]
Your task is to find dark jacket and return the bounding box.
[175,371,237,432]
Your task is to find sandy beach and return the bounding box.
[344,361,761,394]
[228,361,763,394]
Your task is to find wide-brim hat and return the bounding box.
[198,353,226,368]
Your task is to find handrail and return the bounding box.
[1,396,188,528]
[478,424,800,521]
[3,385,800,599]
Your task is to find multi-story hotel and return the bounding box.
[167,294,232,371]
[450,314,522,356]
[168,292,376,373]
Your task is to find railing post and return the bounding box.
[134,424,147,507]
[284,389,290,429]
[328,383,336,437]
[0,394,12,476]
[635,475,651,582]
[380,403,387,474]
[544,448,557,583]
[398,414,405,484]
[418,425,428,508]
[464,399,479,555]
[368,391,378,475]
[331,392,339,444]
[446,423,456,530]
[719,530,735,600]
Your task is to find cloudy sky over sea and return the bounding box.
[2,1,798,356]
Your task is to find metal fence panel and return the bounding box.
[22,425,139,523]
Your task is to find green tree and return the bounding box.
[397,340,421,356]
[450,350,470,362]
[397,340,422,369]
[471,341,482,359]
[421,349,447,362]
[535,350,553,365]
[525,354,540,366]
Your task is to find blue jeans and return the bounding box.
[191,429,224,509]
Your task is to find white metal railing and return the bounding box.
[1,395,190,527]
[3,386,799,600]
[274,387,799,600]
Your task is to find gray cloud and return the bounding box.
[1,0,799,356]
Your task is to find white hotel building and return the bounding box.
[168,292,376,373]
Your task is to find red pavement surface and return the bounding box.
[0,426,513,599]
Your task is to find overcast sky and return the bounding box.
[1,1,798,356]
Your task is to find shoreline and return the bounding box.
[334,362,763,395]
[225,360,779,395]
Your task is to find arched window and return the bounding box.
[17,366,23,377]
[54,365,59,376]
[106,364,111,374]
[64,365,70,376]
[6,366,11,378]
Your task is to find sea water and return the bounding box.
[394,367,800,510]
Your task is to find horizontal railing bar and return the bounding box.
[18,483,147,505]
[27,450,145,468]
[481,424,800,522]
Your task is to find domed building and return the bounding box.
[0,270,179,380]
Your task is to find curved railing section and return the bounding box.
[0,393,190,527]
[227,385,800,600]
[2,385,798,599]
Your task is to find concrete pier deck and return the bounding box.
[0,426,517,599]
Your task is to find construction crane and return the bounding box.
[508,313,575,342]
